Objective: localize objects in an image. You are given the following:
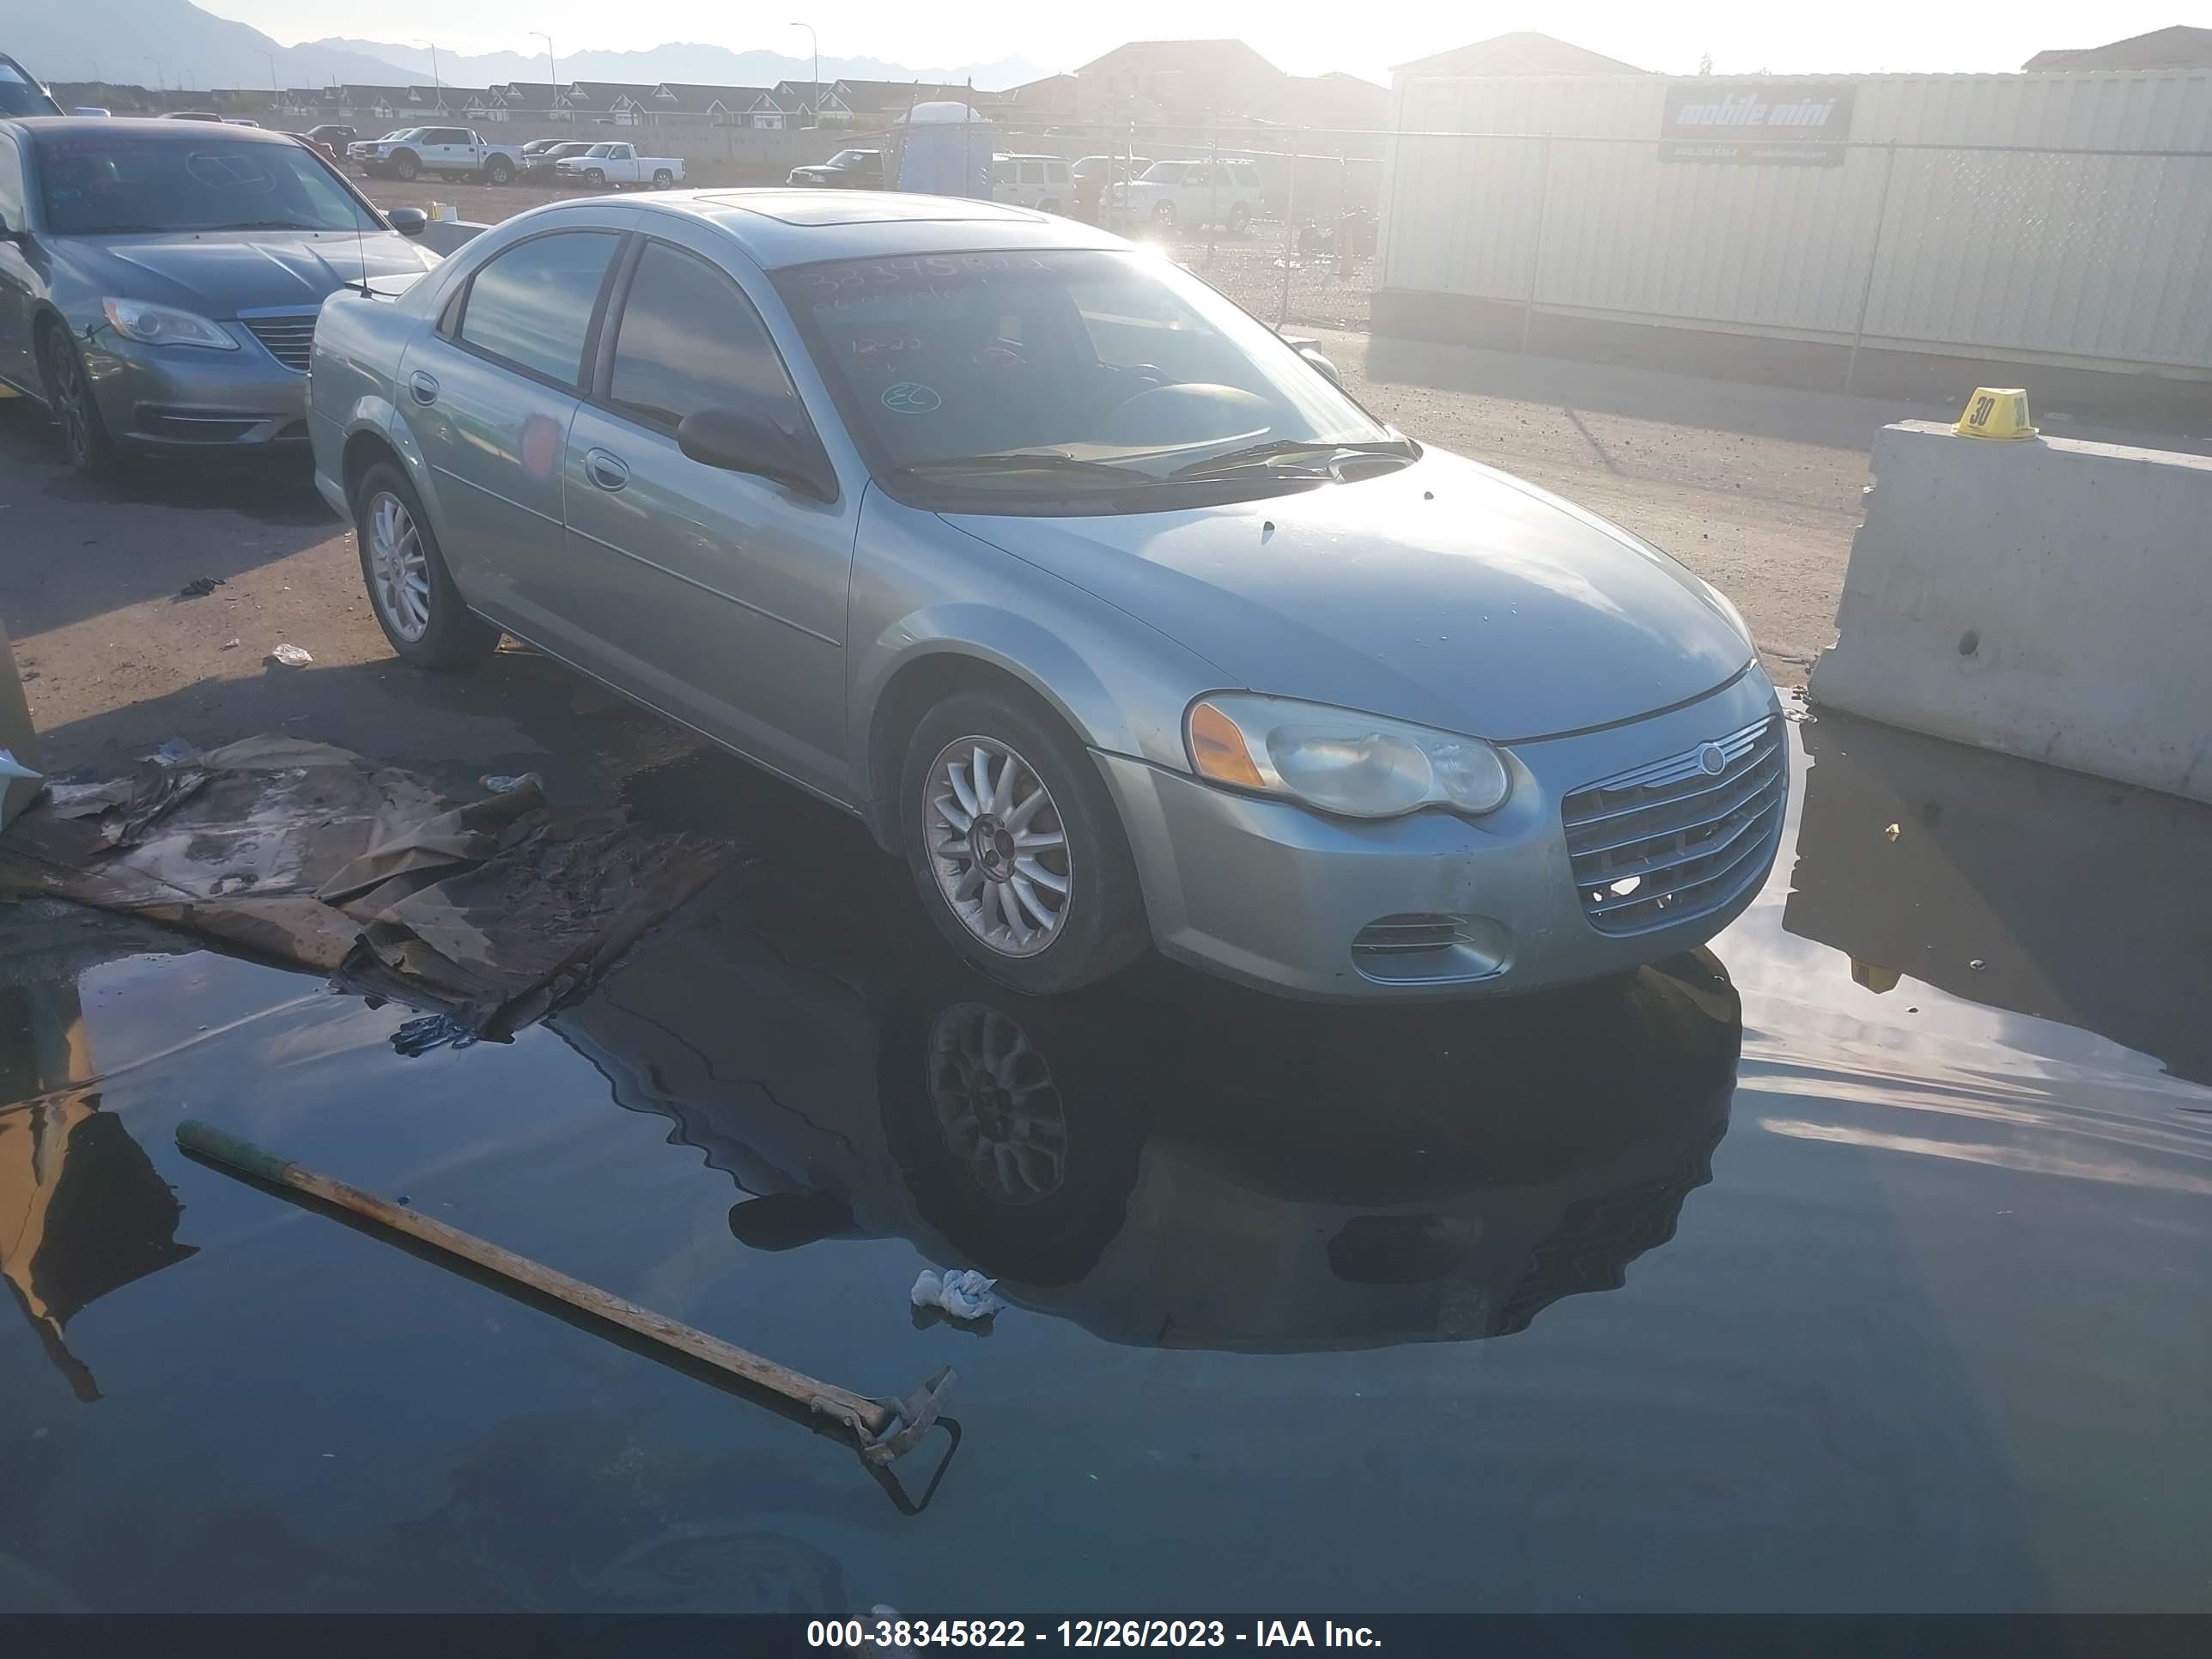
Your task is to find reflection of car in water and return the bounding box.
[550,847,1741,1351]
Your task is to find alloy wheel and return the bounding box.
[366,490,433,642]
[43,334,92,465]
[926,1003,1069,1205]
[923,735,1073,958]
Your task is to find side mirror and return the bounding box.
[1296,343,1343,389]
[0,212,21,243]
[677,406,837,501]
[386,207,428,237]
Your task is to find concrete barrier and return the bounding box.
[1811,421,2212,804]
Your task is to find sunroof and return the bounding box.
[697,190,1035,228]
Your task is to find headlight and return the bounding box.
[100,299,238,350]
[1186,694,1510,819]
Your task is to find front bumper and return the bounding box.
[80,327,309,453]
[1097,669,1784,1001]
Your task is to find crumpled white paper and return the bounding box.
[910,1267,1004,1322]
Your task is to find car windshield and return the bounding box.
[585,144,617,157]
[0,64,62,116]
[33,131,380,235]
[775,247,1403,513]
[829,150,872,167]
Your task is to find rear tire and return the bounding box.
[353,461,499,672]
[38,321,123,479]
[901,690,1148,997]
[1039,197,1060,215]
[651,167,673,189]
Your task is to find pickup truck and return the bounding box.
[351,126,526,186]
[553,142,684,190]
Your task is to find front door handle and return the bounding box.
[407,370,438,405]
[586,447,629,492]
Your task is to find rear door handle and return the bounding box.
[586,447,629,492]
[408,370,438,405]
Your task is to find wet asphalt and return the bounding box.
[3,701,2209,1614]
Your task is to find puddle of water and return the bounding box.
[3,720,2209,1614]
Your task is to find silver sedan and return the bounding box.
[308,191,1783,1000]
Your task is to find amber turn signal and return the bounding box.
[1188,701,1265,788]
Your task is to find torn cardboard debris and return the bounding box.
[0,738,739,1038]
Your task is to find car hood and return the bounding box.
[944,447,1754,743]
[69,230,434,318]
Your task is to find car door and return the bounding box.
[610,143,635,179]
[0,131,33,390]
[394,222,629,630]
[560,230,858,797]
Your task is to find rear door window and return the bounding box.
[454,229,621,387]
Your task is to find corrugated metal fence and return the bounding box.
[1379,72,2212,377]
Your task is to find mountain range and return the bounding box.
[11,1,1045,92]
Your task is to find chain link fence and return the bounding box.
[1002,118,2212,377]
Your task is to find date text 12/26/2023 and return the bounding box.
[808,1620,1382,1649]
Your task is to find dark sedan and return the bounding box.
[0,116,438,475]
[520,139,595,183]
[787,148,884,188]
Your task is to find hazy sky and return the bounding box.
[210,1,2191,83]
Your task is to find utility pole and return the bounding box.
[532,32,557,119]
[790,22,819,127]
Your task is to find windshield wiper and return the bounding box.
[1169,437,1417,479]
[895,451,1146,483]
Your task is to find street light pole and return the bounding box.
[261,49,278,105]
[532,32,557,120]
[789,22,819,127]
[414,40,442,92]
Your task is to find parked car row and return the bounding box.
[0,110,1781,1008]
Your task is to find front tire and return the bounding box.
[584,167,605,187]
[353,462,498,671]
[484,156,514,185]
[1228,200,1252,234]
[1152,200,1177,228]
[901,690,1148,996]
[38,322,123,479]
[391,149,420,182]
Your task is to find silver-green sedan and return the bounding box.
[308,191,1781,1000]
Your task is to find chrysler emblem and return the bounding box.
[1698,743,1728,775]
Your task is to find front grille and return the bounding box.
[1562,714,1784,936]
[240,312,317,372]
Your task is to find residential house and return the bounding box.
[495,82,567,119]
[1071,39,1286,119]
[1389,32,1648,83]
[565,82,666,125]
[653,83,777,125]
[2024,25,2212,70]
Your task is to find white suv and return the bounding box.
[993,153,1073,215]
[1114,159,1262,232]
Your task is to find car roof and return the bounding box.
[4,114,302,144]
[661,189,1126,268]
